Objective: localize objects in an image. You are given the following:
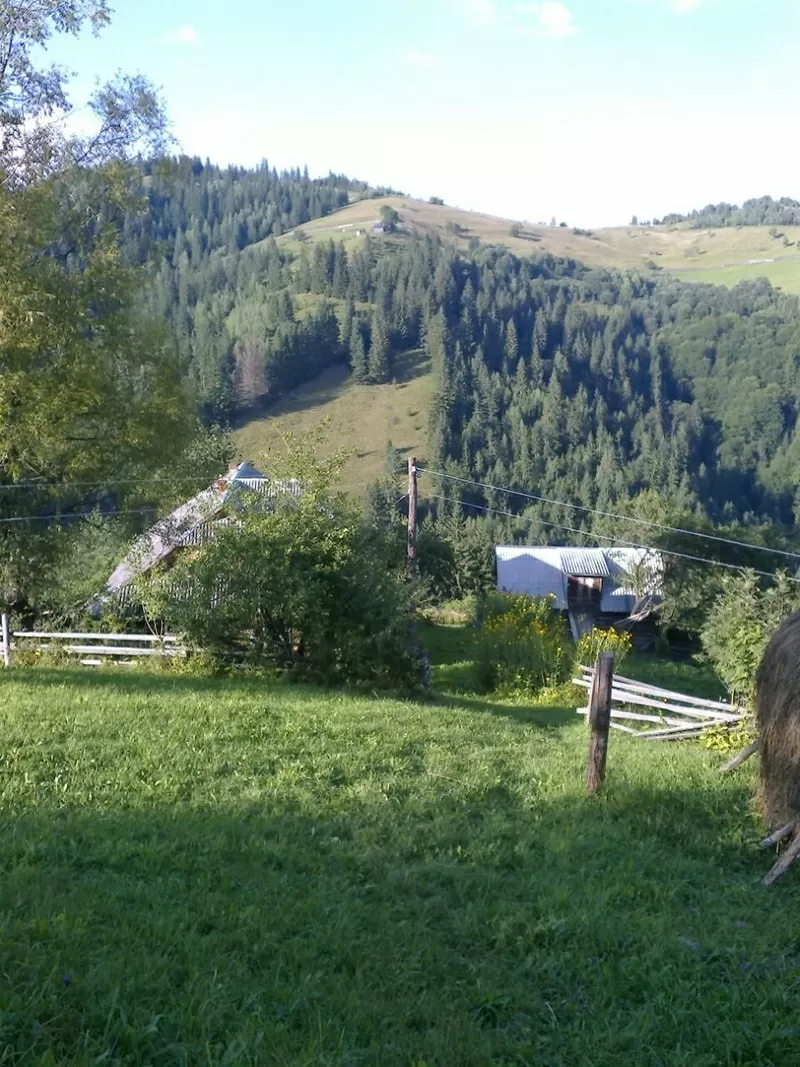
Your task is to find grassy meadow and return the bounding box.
[277,195,800,294]
[1,634,799,1066]
[233,349,433,495]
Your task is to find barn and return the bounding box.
[495,545,664,638]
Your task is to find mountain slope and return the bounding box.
[279,195,800,294]
[234,350,433,495]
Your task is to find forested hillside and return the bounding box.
[112,158,800,532]
[657,195,800,229]
[284,235,800,528]
[117,158,396,420]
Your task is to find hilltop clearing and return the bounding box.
[279,194,800,294]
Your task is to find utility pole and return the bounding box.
[407,457,418,579]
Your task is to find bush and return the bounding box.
[476,594,571,695]
[139,481,420,691]
[701,571,800,708]
[699,720,758,755]
[575,627,633,671]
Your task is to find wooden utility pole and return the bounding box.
[407,457,418,578]
[1,612,9,668]
[586,652,614,795]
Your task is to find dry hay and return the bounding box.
[755,608,800,828]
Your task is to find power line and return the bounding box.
[0,508,154,526]
[429,495,800,585]
[0,476,214,492]
[419,467,800,564]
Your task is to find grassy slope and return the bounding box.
[281,194,800,294]
[1,649,797,1066]
[234,348,432,495]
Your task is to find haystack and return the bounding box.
[754,609,800,884]
[756,608,800,827]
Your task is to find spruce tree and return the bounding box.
[350,320,368,382]
[368,310,390,383]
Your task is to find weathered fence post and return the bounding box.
[1,612,10,668]
[587,652,615,795]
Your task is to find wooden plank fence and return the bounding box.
[0,613,185,667]
[573,663,745,740]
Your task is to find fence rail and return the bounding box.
[574,663,745,741]
[0,614,185,667]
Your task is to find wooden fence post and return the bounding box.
[587,652,614,795]
[1,612,10,668]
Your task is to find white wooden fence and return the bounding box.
[0,613,185,667]
[573,663,745,740]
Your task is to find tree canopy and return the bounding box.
[656,196,800,229]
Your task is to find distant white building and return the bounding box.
[495,546,663,616]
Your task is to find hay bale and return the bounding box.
[756,608,800,828]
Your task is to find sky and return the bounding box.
[48,0,800,226]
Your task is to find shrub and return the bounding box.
[476,594,571,695]
[701,571,800,708]
[575,627,633,671]
[139,477,420,691]
[699,720,758,755]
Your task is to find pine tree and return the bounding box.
[504,318,519,376]
[350,320,368,382]
[341,298,355,349]
[368,309,390,383]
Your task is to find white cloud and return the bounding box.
[466,0,501,26]
[407,50,437,64]
[164,25,199,45]
[516,2,577,37]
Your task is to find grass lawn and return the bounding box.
[1,644,798,1065]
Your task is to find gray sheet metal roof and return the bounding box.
[495,546,664,613]
[560,549,610,578]
[106,462,298,593]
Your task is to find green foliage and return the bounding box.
[575,627,634,670]
[349,319,368,381]
[658,195,800,228]
[699,720,758,755]
[476,593,572,695]
[701,570,800,706]
[0,1,170,186]
[367,309,391,383]
[140,452,418,690]
[379,205,400,232]
[31,514,134,622]
[0,2,206,614]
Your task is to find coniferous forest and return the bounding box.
[117,159,800,535]
[656,194,800,228]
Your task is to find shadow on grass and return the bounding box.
[0,771,794,1066]
[435,692,572,729]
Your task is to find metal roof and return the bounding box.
[560,549,610,578]
[106,463,300,593]
[495,546,664,613]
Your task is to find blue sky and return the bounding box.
[51,0,800,225]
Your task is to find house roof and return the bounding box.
[106,462,300,593]
[495,546,663,611]
[560,548,611,578]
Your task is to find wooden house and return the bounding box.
[105,462,300,601]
